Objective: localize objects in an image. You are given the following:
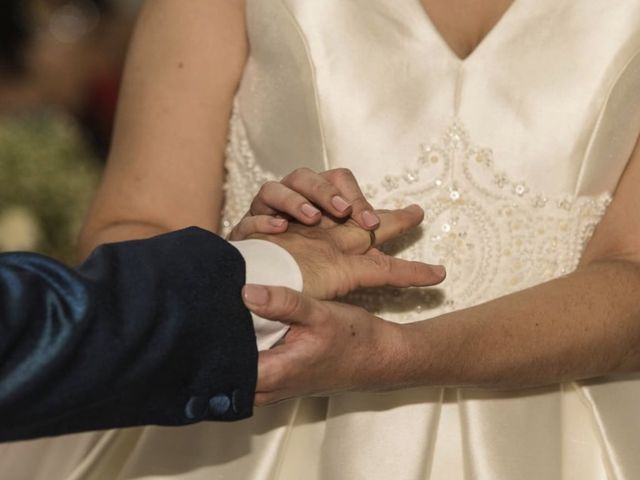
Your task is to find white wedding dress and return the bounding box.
[3,0,640,479]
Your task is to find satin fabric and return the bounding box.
[4,1,640,479]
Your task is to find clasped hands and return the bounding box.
[229,168,445,405]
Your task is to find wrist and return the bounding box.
[398,316,469,388]
[363,319,417,391]
[381,320,438,390]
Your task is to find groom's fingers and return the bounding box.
[228,215,288,240]
[281,168,356,220]
[250,181,323,225]
[242,285,317,325]
[321,168,380,230]
[255,350,280,398]
[349,255,446,290]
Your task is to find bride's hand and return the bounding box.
[229,168,380,241]
[250,204,446,300]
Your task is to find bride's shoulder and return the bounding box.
[140,0,246,26]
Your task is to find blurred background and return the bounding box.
[0,0,142,263]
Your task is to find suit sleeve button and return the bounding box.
[184,396,208,420]
[209,394,232,415]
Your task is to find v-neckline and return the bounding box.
[415,0,520,64]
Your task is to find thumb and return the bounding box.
[242,285,316,325]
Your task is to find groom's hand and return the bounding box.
[250,205,445,300]
[231,168,381,236]
[243,285,407,405]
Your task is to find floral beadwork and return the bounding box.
[222,113,612,322]
[221,109,277,236]
[357,119,611,319]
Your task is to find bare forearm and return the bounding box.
[399,259,640,389]
[78,0,244,259]
[78,221,171,259]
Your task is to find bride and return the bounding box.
[4,0,640,478]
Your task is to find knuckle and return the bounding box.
[352,197,373,211]
[280,290,305,318]
[235,218,250,233]
[238,219,253,233]
[229,222,242,235]
[330,230,349,253]
[227,227,240,241]
[249,196,261,212]
[285,167,314,185]
[258,181,276,196]
[250,197,268,216]
[314,302,333,328]
[376,255,393,274]
[312,179,336,198]
[333,167,355,180]
[262,372,280,393]
[296,167,315,176]
[282,191,306,210]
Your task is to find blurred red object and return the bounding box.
[84,67,120,157]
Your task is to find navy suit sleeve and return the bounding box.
[0,227,257,442]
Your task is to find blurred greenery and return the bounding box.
[0,111,101,263]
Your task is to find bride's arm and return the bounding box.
[396,137,640,389]
[252,138,640,402]
[79,0,247,258]
[79,0,380,259]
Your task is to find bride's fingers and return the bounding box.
[250,181,323,225]
[281,168,356,220]
[227,215,288,241]
[348,255,446,291]
[321,168,380,230]
[372,204,425,244]
[332,204,425,253]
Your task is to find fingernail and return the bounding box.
[432,265,446,279]
[269,218,287,228]
[301,203,321,218]
[362,210,380,228]
[331,195,351,213]
[243,285,269,306]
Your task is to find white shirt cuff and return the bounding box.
[230,239,303,351]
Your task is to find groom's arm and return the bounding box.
[0,227,257,442]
